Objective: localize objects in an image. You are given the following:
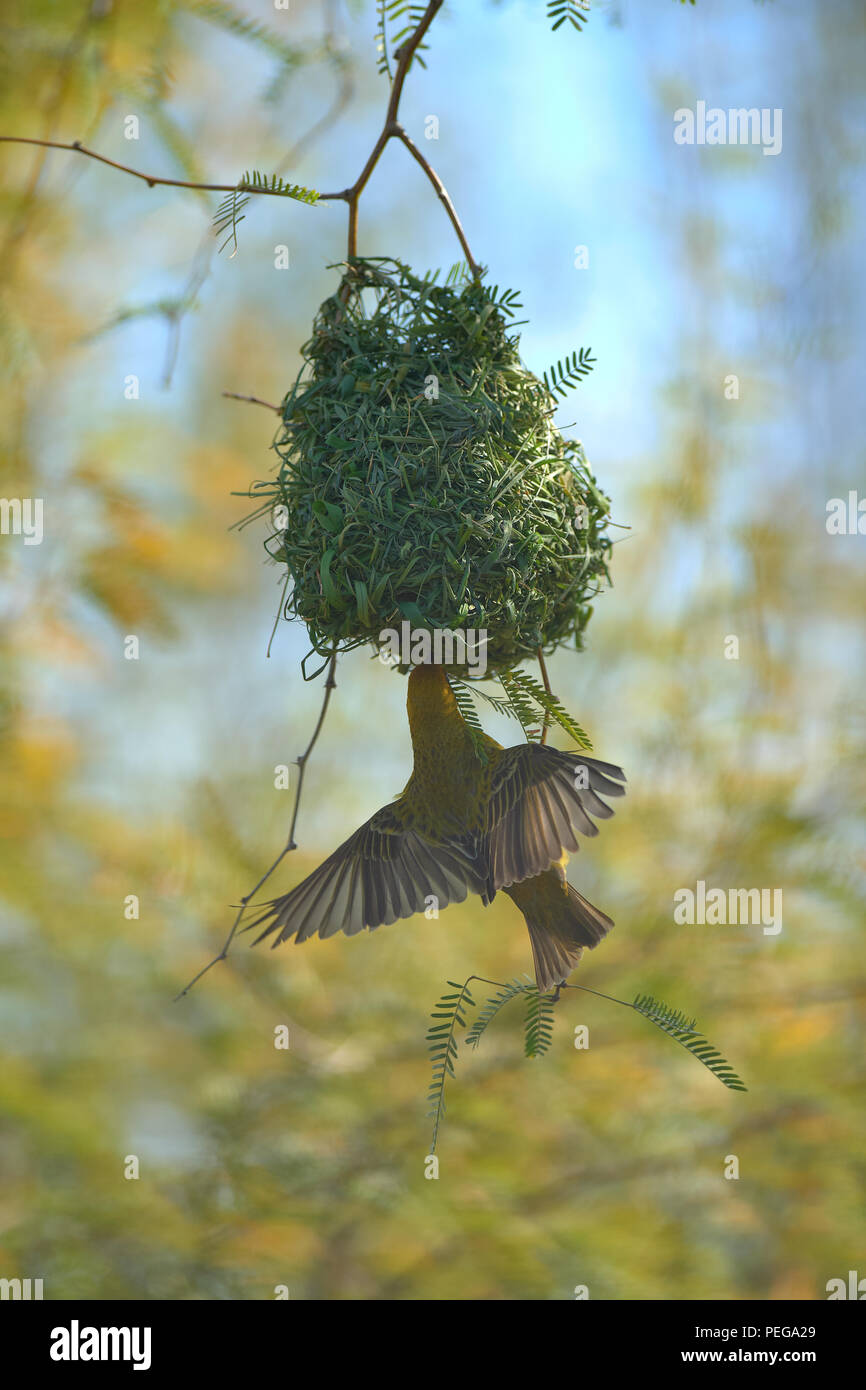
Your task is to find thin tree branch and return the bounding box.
[395,125,481,276]
[339,0,445,231]
[0,137,332,200]
[386,1,444,126]
[174,651,338,1000]
[537,646,553,745]
[222,391,282,412]
[339,0,480,274]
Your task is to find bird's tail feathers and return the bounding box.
[525,883,614,993]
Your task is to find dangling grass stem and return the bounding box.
[174,651,338,1000]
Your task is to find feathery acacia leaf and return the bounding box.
[444,260,470,286]
[632,993,748,1092]
[546,1,591,33]
[457,681,518,721]
[484,284,524,316]
[213,189,249,256]
[376,2,429,78]
[466,977,533,1047]
[464,975,557,1057]
[632,994,698,1036]
[524,987,556,1057]
[449,678,491,765]
[239,169,319,204]
[213,171,319,256]
[542,347,596,399]
[426,979,476,1152]
[424,977,746,1150]
[499,668,593,748]
[497,668,544,743]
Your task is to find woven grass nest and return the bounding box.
[253,257,612,676]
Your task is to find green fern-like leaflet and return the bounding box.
[451,669,593,755]
[632,994,747,1092]
[450,680,491,766]
[547,1,591,33]
[424,976,746,1151]
[523,985,556,1057]
[426,980,475,1153]
[543,347,596,399]
[376,2,429,78]
[213,171,319,255]
[465,976,554,1058]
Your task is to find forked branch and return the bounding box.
[0,2,480,274]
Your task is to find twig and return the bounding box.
[395,125,481,276]
[266,572,293,660]
[174,651,338,1000]
[222,391,281,412]
[0,137,331,200]
[334,0,480,273]
[537,645,553,745]
[459,974,625,1007]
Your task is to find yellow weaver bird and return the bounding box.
[248,663,626,991]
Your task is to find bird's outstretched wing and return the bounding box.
[245,802,485,947]
[483,747,626,894]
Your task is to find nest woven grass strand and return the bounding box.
[252,257,611,676]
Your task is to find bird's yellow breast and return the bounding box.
[403,664,491,832]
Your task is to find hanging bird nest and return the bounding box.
[250,257,612,676]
